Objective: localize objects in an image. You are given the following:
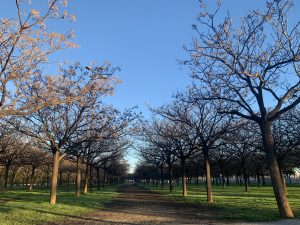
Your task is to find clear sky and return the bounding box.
[2,0,300,172]
[2,0,299,116]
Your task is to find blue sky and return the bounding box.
[3,0,299,116]
[2,0,300,171]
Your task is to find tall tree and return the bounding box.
[0,133,28,191]
[0,0,82,117]
[154,94,231,202]
[184,0,300,217]
[12,102,92,204]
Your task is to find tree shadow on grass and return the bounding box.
[0,204,134,225]
[0,187,118,210]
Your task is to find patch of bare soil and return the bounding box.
[45,184,300,225]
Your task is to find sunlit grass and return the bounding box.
[0,186,118,225]
[146,183,300,222]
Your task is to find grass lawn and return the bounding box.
[0,186,118,225]
[145,183,300,222]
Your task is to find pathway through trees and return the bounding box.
[47,184,300,225]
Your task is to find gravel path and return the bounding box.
[45,184,300,225]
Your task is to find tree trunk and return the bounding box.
[25,171,29,188]
[46,165,50,187]
[260,122,294,218]
[67,174,71,189]
[278,162,287,194]
[257,172,261,187]
[288,175,292,185]
[242,165,248,192]
[168,162,173,192]
[59,171,63,188]
[3,163,10,191]
[221,173,225,189]
[204,152,213,203]
[83,161,89,194]
[29,166,36,191]
[196,170,199,185]
[102,170,107,188]
[89,165,93,193]
[96,167,100,190]
[262,174,266,186]
[160,166,164,190]
[10,166,19,189]
[76,156,81,197]
[50,150,60,205]
[180,159,187,196]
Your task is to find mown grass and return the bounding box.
[145,183,300,222]
[0,186,118,225]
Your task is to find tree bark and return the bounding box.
[46,165,50,187]
[262,174,266,186]
[76,156,81,197]
[89,165,93,193]
[96,167,100,190]
[278,162,287,194]
[257,174,261,187]
[204,152,213,203]
[102,169,107,188]
[180,159,187,196]
[67,174,71,189]
[59,171,63,188]
[242,164,248,192]
[160,166,164,190]
[10,166,19,189]
[29,166,36,191]
[83,161,89,194]
[50,150,60,205]
[3,163,10,191]
[260,122,294,218]
[168,162,173,192]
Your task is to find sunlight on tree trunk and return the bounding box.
[76,157,81,197]
[261,123,294,218]
[50,151,60,205]
[29,167,36,191]
[83,162,89,194]
[204,156,213,203]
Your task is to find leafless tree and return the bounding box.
[0,133,29,191]
[184,0,300,217]
[153,93,232,202]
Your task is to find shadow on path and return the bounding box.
[45,184,300,225]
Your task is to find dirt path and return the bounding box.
[46,184,300,225]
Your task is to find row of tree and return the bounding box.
[0,99,135,204]
[135,92,300,217]
[0,146,127,192]
[0,0,133,205]
[135,0,300,218]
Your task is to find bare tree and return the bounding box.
[0,133,28,191]
[153,93,232,202]
[223,122,260,192]
[184,0,300,217]
[25,147,49,191]
[272,108,300,191]
[0,1,83,117]
[11,102,91,204]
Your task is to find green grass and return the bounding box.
[0,186,118,225]
[145,183,300,222]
